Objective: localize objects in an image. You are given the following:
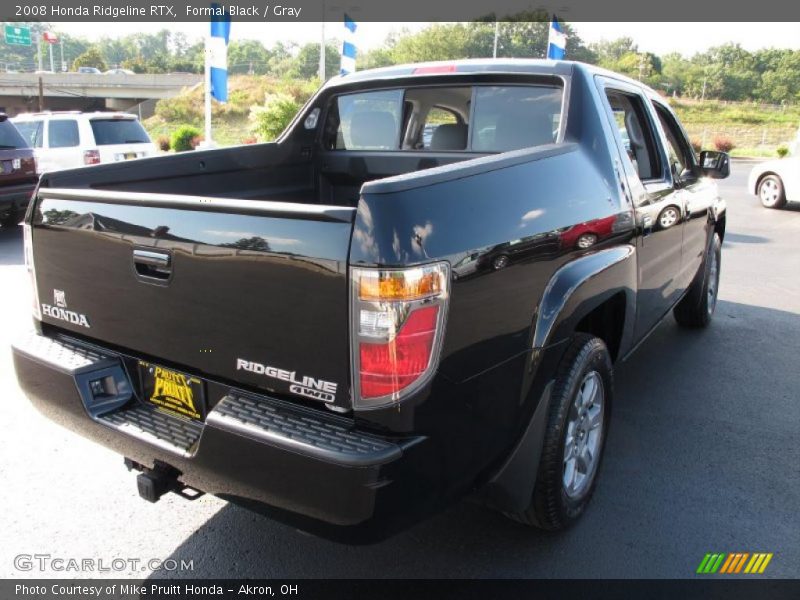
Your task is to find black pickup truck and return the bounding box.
[13,60,728,542]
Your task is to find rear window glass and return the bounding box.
[332,89,402,150]
[90,118,150,145]
[48,120,79,148]
[325,83,562,153]
[13,121,42,148]
[0,119,29,149]
[472,86,562,152]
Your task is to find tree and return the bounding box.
[590,37,637,65]
[72,46,107,71]
[287,42,341,80]
[228,40,273,75]
[249,93,300,141]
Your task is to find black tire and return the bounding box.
[674,233,721,328]
[492,254,510,270]
[507,333,613,530]
[757,174,787,209]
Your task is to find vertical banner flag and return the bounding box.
[209,3,231,102]
[340,14,357,76]
[547,17,566,60]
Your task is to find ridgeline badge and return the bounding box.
[41,289,91,328]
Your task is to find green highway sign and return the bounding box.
[4,25,32,46]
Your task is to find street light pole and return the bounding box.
[493,20,499,58]
[319,0,326,82]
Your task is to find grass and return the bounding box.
[142,75,317,149]
[670,98,800,127]
[729,147,783,158]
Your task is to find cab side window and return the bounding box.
[653,103,695,179]
[604,90,660,181]
[48,120,79,148]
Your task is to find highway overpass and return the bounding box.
[0,72,202,117]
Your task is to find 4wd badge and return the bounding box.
[41,289,91,328]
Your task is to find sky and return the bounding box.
[52,21,800,56]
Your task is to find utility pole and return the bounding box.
[37,33,43,71]
[701,77,707,101]
[38,77,43,111]
[49,43,55,72]
[59,40,65,71]
[203,36,212,147]
[493,21,499,58]
[319,19,326,81]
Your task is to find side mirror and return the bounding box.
[698,150,730,179]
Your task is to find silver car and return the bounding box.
[748,156,800,209]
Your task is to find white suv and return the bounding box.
[11,111,156,174]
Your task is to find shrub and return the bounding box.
[241,135,258,145]
[156,135,170,152]
[249,92,300,142]
[776,145,789,158]
[190,134,204,149]
[690,139,702,154]
[171,125,202,152]
[713,135,735,153]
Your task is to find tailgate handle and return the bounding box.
[133,249,171,281]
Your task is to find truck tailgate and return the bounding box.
[31,188,355,410]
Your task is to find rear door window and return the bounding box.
[603,90,661,181]
[0,119,29,148]
[90,118,150,145]
[48,120,80,148]
[12,120,42,148]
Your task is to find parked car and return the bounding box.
[104,68,135,75]
[13,60,729,542]
[77,66,102,74]
[747,156,799,209]
[0,114,37,228]
[11,111,156,174]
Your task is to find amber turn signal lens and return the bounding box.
[358,268,443,301]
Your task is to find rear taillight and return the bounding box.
[83,149,101,165]
[23,223,41,321]
[350,263,450,409]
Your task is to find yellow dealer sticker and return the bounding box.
[139,362,204,420]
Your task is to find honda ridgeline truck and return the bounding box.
[13,60,729,541]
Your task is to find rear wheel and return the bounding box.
[506,334,613,530]
[758,175,787,209]
[674,233,721,328]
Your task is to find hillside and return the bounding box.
[145,76,800,156]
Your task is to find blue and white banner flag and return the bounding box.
[209,3,231,102]
[547,17,566,60]
[340,14,357,76]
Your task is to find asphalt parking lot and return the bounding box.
[0,161,798,579]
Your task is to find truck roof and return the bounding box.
[325,59,660,98]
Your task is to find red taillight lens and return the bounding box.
[413,65,457,74]
[351,263,450,409]
[359,306,439,399]
[83,149,101,165]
